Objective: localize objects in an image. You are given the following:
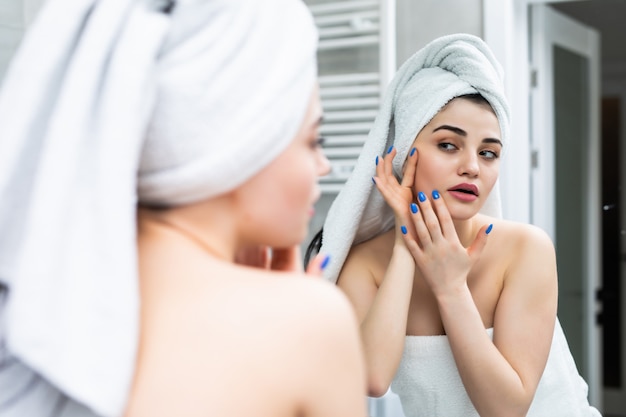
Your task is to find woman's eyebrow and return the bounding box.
[433,125,502,146]
[433,124,466,136]
[483,138,503,147]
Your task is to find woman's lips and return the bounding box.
[448,190,478,202]
[447,183,479,202]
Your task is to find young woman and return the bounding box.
[308,34,600,417]
[0,1,366,416]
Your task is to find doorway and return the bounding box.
[529,2,602,407]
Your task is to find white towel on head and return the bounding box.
[320,34,510,283]
[138,0,317,204]
[0,0,317,416]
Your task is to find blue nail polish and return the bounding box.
[401,225,407,235]
[486,224,493,235]
[375,155,379,165]
[320,254,331,270]
[432,190,440,200]
[410,147,416,157]
[372,177,376,185]
[387,145,394,154]
[410,203,418,214]
[418,192,426,202]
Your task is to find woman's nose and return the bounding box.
[458,151,479,177]
[317,149,331,177]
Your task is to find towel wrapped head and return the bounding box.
[0,0,317,416]
[139,0,318,204]
[319,34,510,283]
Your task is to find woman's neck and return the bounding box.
[138,196,240,262]
[453,216,482,248]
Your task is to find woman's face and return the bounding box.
[235,85,330,247]
[409,97,502,220]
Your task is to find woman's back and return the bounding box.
[125,214,366,417]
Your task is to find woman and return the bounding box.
[308,34,600,417]
[0,1,366,416]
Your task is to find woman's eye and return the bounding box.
[311,136,325,149]
[438,142,457,152]
[480,149,499,160]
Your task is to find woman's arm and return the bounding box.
[337,147,418,396]
[404,194,557,417]
[338,239,415,397]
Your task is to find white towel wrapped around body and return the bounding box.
[0,0,317,416]
[319,34,510,283]
[391,320,602,417]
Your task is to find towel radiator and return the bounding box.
[307,0,396,194]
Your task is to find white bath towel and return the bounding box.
[0,0,317,416]
[319,34,510,283]
[391,320,602,417]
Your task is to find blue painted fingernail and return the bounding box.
[432,190,440,200]
[401,225,408,235]
[375,155,379,165]
[418,192,426,202]
[387,145,394,154]
[372,177,376,185]
[410,147,417,157]
[410,203,418,214]
[486,224,493,235]
[320,254,331,270]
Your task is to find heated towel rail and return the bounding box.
[307,0,396,193]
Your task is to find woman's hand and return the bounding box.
[235,245,329,277]
[401,191,491,297]
[373,146,419,242]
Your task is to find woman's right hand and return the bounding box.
[372,146,419,242]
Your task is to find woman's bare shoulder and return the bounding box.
[130,266,364,417]
[480,216,556,282]
[243,270,358,321]
[173,264,360,341]
[480,216,554,251]
[212,271,366,416]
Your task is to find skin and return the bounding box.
[338,97,558,417]
[124,86,368,417]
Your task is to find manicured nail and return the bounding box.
[410,147,417,157]
[387,145,394,154]
[372,177,376,185]
[410,203,418,214]
[486,224,493,235]
[375,155,379,165]
[432,190,440,200]
[418,191,426,202]
[320,254,331,270]
[400,225,408,235]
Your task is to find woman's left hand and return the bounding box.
[401,191,491,297]
[235,245,327,277]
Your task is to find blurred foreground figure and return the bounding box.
[0,1,367,416]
